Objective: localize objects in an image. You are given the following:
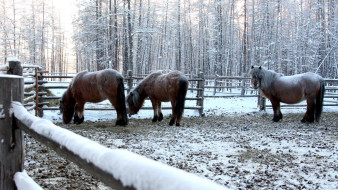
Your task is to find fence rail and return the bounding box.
[22,73,338,115]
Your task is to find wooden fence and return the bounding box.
[2,61,337,117]
[202,74,338,111]
[21,68,205,117]
[0,60,227,190]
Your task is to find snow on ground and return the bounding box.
[23,86,338,189]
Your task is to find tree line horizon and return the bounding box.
[1,0,337,78]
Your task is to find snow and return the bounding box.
[0,73,23,79]
[8,57,21,62]
[14,170,43,190]
[0,64,8,71]
[12,101,227,190]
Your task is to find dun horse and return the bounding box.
[60,69,128,126]
[249,66,325,122]
[127,71,189,126]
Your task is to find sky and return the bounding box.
[51,0,77,71]
[53,0,77,36]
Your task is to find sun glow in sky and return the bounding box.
[52,0,77,36]
[52,0,77,71]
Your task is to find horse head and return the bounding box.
[249,66,263,89]
[127,90,140,115]
[60,90,76,124]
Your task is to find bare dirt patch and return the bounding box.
[24,112,338,189]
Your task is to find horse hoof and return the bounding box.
[116,120,127,126]
[176,123,180,126]
[75,121,82,125]
[158,113,164,122]
[152,115,158,122]
[272,118,280,122]
[301,118,308,123]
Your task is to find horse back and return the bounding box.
[71,69,122,103]
[147,71,187,102]
[272,72,322,104]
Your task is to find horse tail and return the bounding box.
[315,79,325,122]
[175,76,188,121]
[116,75,128,125]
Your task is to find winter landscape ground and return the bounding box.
[22,94,338,190]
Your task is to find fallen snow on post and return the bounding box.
[14,170,43,190]
[11,101,227,190]
[8,57,20,62]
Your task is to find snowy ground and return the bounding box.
[23,93,338,189]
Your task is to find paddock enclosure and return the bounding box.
[1,60,337,190]
[1,63,337,118]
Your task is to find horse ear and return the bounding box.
[259,66,262,70]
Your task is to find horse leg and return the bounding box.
[151,99,159,122]
[271,100,283,122]
[74,102,85,124]
[169,100,177,126]
[158,102,163,122]
[302,98,315,123]
[109,98,128,126]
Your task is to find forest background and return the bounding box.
[1,0,337,78]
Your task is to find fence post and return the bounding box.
[37,67,44,117]
[127,70,133,94]
[213,75,218,96]
[7,59,22,76]
[240,74,246,96]
[190,71,194,93]
[258,91,266,111]
[197,71,205,116]
[0,75,24,190]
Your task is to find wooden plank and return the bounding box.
[0,75,24,190]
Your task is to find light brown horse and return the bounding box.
[250,66,325,123]
[127,71,189,126]
[60,69,128,126]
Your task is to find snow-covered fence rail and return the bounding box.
[1,74,227,190]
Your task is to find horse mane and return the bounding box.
[251,66,281,89]
[127,71,163,114]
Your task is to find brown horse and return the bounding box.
[127,71,189,126]
[249,66,325,123]
[60,69,128,126]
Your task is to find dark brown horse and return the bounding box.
[60,69,128,126]
[127,71,189,126]
[249,66,325,123]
